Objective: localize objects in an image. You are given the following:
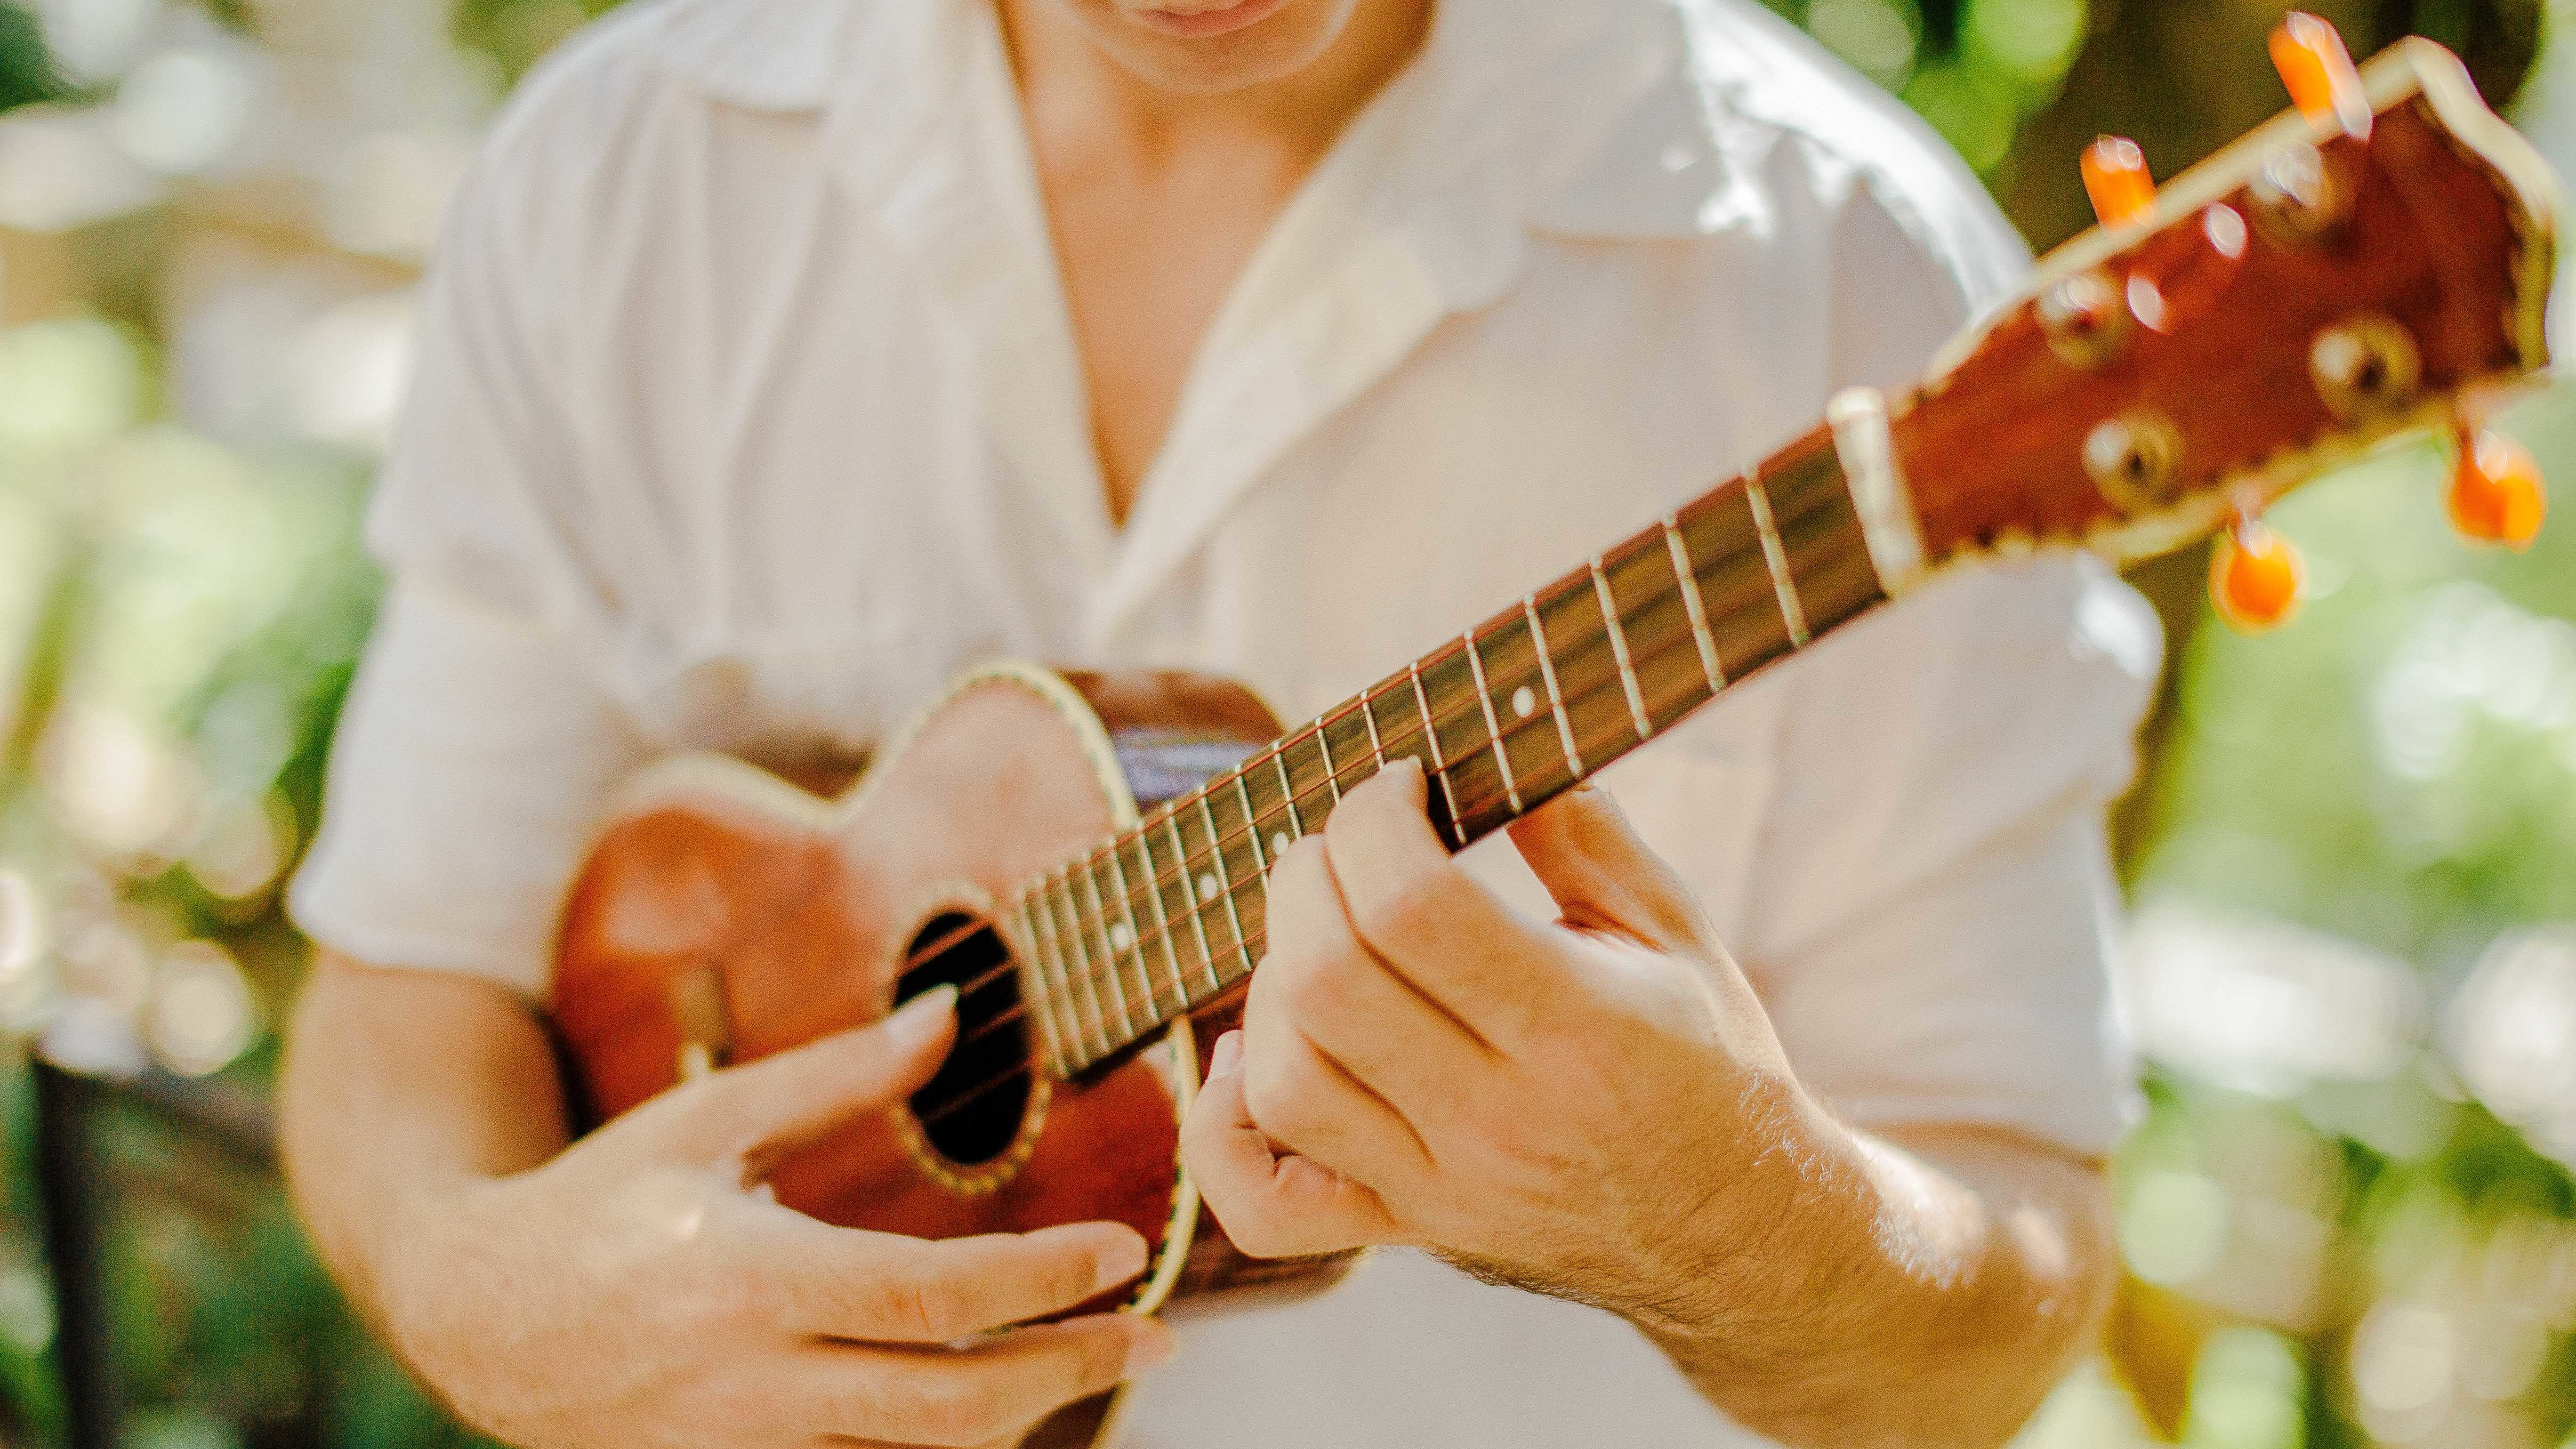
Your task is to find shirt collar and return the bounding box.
[638,0,1749,241]
[639,0,1774,642]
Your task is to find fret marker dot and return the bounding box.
[1512,685,1537,719]
[1198,872,1218,902]
[1109,922,1134,953]
[1272,831,1292,858]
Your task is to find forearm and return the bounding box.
[278,951,572,1320]
[1650,1118,2114,1449]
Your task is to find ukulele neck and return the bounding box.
[1010,419,1892,1079]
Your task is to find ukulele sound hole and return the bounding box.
[898,911,1035,1168]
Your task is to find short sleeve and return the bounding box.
[289,584,649,997]
[288,127,647,998]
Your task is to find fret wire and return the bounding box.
[1313,721,1342,805]
[1076,860,1141,1046]
[1461,629,1524,814]
[1742,474,1812,647]
[1129,831,1189,1015]
[1037,894,1087,1074]
[1196,791,1253,981]
[1011,898,1064,1073]
[1408,659,1466,831]
[1100,842,1162,1026]
[1591,554,1653,742]
[1360,687,1389,766]
[1048,618,1630,953]
[1662,511,1729,695]
[1048,604,1685,962]
[1273,750,1304,838]
[1030,513,1886,1018]
[1162,812,1224,996]
[1050,871,1111,1062]
[945,918,1281,1071]
[1053,631,1669,1008]
[1082,860,1140,1055]
[1143,812,1203,1000]
[1523,593,1585,781]
[1234,773,1271,874]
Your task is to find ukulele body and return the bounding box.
[551,663,1356,1336]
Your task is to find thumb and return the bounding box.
[1505,784,1715,955]
[668,985,957,1167]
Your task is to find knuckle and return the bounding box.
[1074,1327,1131,1392]
[1239,1054,1299,1135]
[864,1267,964,1341]
[1269,947,1347,1025]
[1352,860,1448,949]
[1032,1246,1098,1313]
[1276,837,1333,894]
[1241,1054,1327,1150]
[1222,1207,1298,1259]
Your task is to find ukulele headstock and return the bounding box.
[1880,26,2561,628]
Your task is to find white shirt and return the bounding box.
[290,0,2162,1441]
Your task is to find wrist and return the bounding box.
[371,1174,512,1377]
[1641,1072,1875,1346]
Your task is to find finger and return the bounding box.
[1261,837,1491,1132]
[1505,783,1719,955]
[1317,760,1554,1045]
[798,1314,1171,1447]
[772,1218,1151,1343]
[1180,1030,1399,1259]
[1239,951,1435,1185]
[667,986,956,1166]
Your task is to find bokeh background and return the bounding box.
[4,0,2576,1445]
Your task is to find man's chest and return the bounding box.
[560,198,1833,758]
[1034,138,1310,526]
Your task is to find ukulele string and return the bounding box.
[918,675,1467,1025]
[1001,604,1723,1024]
[955,691,1623,1060]
[1030,601,1633,949]
[912,926,1270,1132]
[910,499,1862,1115]
[924,508,1862,1067]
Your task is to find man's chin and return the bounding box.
[1069,0,1360,94]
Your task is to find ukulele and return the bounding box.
[550,30,2557,1447]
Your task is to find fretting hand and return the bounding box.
[1178,757,1829,1332]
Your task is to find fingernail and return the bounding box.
[888,984,957,1043]
[1127,1323,1176,1373]
[1093,1233,1151,1293]
[1208,1030,1243,1081]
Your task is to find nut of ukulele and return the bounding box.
[2448,426,2548,550]
[2210,506,2304,632]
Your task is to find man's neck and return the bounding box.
[997,0,1434,167]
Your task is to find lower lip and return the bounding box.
[1120,0,1290,39]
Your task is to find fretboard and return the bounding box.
[1013,425,1884,1077]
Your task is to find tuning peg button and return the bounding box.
[2449,428,2547,549]
[2211,511,2303,631]
[2083,136,2156,229]
[2271,12,2372,139]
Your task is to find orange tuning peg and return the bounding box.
[2082,136,2156,229]
[2210,507,2303,631]
[2448,427,2547,549]
[2271,13,2372,139]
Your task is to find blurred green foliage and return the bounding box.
[4,2,2576,1449]
[0,1,62,113]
